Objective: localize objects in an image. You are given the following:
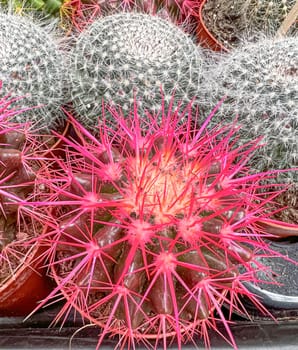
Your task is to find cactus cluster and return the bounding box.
[69,12,203,129]
[33,102,290,349]
[0,2,297,349]
[202,0,298,49]
[200,36,298,184]
[0,13,68,130]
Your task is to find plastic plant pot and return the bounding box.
[244,237,298,312]
[196,0,228,51]
[0,303,298,349]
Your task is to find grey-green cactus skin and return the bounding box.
[0,13,68,130]
[201,36,298,183]
[70,12,203,129]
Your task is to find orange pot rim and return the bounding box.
[197,0,229,52]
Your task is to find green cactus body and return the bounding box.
[201,36,298,183]
[69,12,203,129]
[0,13,68,130]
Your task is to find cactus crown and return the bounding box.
[70,12,203,129]
[201,36,298,183]
[0,13,68,131]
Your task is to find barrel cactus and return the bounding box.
[0,12,68,130]
[201,36,298,184]
[31,101,295,349]
[69,12,203,129]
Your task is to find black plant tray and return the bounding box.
[0,307,298,350]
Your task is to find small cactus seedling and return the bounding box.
[0,12,69,131]
[201,36,298,185]
[30,99,296,349]
[69,12,203,129]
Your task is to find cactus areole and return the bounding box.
[34,99,296,349]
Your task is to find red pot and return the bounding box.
[196,0,228,52]
[0,241,53,317]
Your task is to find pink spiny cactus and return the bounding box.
[31,100,296,349]
[0,88,51,290]
[66,0,201,32]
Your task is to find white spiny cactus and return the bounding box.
[69,12,203,129]
[201,36,298,183]
[202,0,297,49]
[0,13,68,130]
[247,0,297,33]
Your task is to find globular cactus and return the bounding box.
[201,0,298,49]
[200,36,298,184]
[247,0,298,34]
[69,12,203,129]
[32,100,294,349]
[0,13,68,131]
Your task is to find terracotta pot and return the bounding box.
[196,0,228,52]
[0,236,53,317]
